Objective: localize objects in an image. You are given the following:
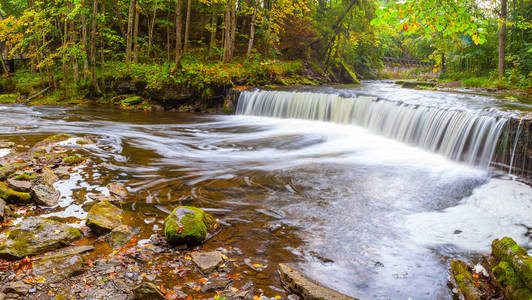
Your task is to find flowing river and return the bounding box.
[1,81,531,299]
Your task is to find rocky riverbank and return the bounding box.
[0,133,359,300]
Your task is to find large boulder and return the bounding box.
[163,206,218,246]
[0,217,82,259]
[86,200,122,234]
[33,253,85,283]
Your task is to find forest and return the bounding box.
[0,0,530,105]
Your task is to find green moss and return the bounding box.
[120,96,143,106]
[494,261,521,287]
[86,201,122,234]
[42,133,72,143]
[163,206,217,246]
[0,182,32,203]
[10,172,36,181]
[0,93,20,103]
[62,154,85,165]
[450,259,482,300]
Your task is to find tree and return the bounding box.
[126,0,135,63]
[499,0,507,76]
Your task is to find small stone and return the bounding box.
[107,182,128,199]
[106,225,135,248]
[132,282,166,300]
[279,264,358,300]
[31,183,60,207]
[53,166,71,180]
[200,277,230,293]
[3,281,29,296]
[191,251,224,273]
[33,254,84,283]
[42,169,59,186]
[6,179,31,193]
[86,201,122,234]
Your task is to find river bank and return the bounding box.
[0,58,358,113]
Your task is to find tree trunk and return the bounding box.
[126,0,135,63]
[246,0,257,57]
[223,0,232,61]
[62,17,68,86]
[175,0,183,65]
[113,0,125,37]
[148,1,158,57]
[230,0,236,58]
[183,0,191,53]
[91,0,101,94]
[209,9,217,56]
[166,8,171,62]
[70,18,79,84]
[81,11,89,80]
[100,0,106,89]
[133,8,140,63]
[498,0,507,77]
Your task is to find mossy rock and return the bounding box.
[86,200,122,234]
[0,162,26,180]
[10,172,37,181]
[120,96,143,106]
[0,217,82,259]
[42,134,72,144]
[62,154,85,165]
[0,182,32,204]
[492,237,532,290]
[450,259,483,300]
[163,206,218,246]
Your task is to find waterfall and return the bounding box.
[508,120,522,174]
[236,90,508,168]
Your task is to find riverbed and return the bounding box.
[1,81,531,299]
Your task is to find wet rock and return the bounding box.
[105,225,136,248]
[31,183,60,207]
[0,217,82,259]
[191,251,224,273]
[53,166,71,180]
[3,281,29,295]
[450,259,483,300]
[0,163,26,181]
[10,172,36,181]
[33,254,84,283]
[6,179,31,193]
[279,263,358,300]
[0,199,5,222]
[200,277,231,293]
[33,134,72,149]
[61,154,85,166]
[107,182,128,199]
[86,200,122,234]
[42,169,59,186]
[163,206,218,246]
[132,282,166,300]
[0,142,14,149]
[0,182,32,204]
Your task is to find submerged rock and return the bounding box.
[107,182,128,199]
[0,182,32,204]
[105,225,136,248]
[3,281,29,295]
[0,217,82,259]
[279,263,358,300]
[163,206,218,246]
[191,251,224,273]
[86,200,122,234]
[132,282,166,300]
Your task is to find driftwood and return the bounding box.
[26,86,50,102]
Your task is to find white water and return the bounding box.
[236,90,508,167]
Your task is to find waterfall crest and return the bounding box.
[236,90,507,168]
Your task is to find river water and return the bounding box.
[1,81,531,299]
